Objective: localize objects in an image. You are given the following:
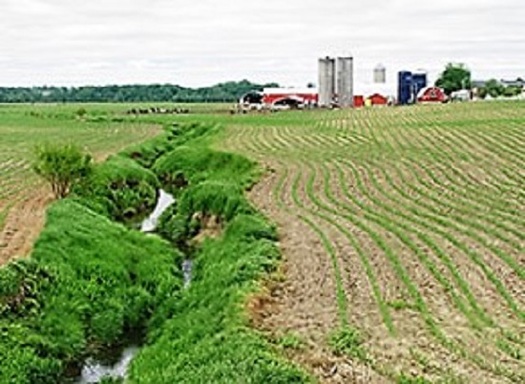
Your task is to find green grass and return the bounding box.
[0,199,183,383]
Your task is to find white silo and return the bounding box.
[374,64,386,83]
[337,56,354,107]
[318,57,336,107]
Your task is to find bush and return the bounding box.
[33,144,92,199]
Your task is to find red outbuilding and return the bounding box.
[367,93,388,106]
[417,87,447,103]
[353,95,365,107]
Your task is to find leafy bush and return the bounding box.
[33,143,92,199]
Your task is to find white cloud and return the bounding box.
[0,0,523,87]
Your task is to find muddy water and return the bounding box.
[140,189,175,232]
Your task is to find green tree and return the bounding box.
[485,79,504,98]
[33,144,92,199]
[503,86,522,97]
[477,87,488,99]
[435,63,471,95]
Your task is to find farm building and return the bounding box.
[262,87,318,108]
[367,93,388,106]
[417,86,447,103]
[353,95,365,107]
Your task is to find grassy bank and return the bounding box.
[127,124,309,383]
[0,118,309,383]
[0,199,182,383]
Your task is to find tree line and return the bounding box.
[0,80,279,103]
[435,63,523,98]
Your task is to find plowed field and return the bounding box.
[222,102,525,383]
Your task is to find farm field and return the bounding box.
[0,104,162,264]
[0,101,523,382]
[220,102,525,382]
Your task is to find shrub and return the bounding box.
[33,144,92,199]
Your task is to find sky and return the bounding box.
[0,0,524,90]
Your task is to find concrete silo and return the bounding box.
[318,57,336,107]
[374,64,386,83]
[336,56,354,107]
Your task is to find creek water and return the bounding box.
[78,346,139,384]
[140,189,175,232]
[182,259,193,288]
[76,190,178,383]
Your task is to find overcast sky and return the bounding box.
[0,0,523,88]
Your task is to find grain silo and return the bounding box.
[318,57,336,107]
[412,70,428,98]
[374,64,386,83]
[336,56,354,107]
[398,71,413,105]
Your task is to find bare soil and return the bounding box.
[0,187,53,265]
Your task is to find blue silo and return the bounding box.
[398,71,413,105]
[412,72,428,100]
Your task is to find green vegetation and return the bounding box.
[74,155,159,220]
[2,101,524,383]
[1,111,309,383]
[33,143,92,199]
[0,80,278,103]
[435,63,471,95]
[0,200,182,383]
[0,103,162,223]
[477,79,523,99]
[124,122,308,383]
[329,327,367,361]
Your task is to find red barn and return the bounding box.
[367,93,388,106]
[262,88,318,107]
[417,87,447,103]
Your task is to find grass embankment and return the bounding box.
[0,119,309,383]
[0,199,182,383]
[128,122,309,383]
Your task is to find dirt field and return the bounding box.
[222,102,525,383]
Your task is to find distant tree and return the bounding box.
[33,144,92,199]
[503,86,522,97]
[485,79,504,98]
[435,63,471,95]
[0,81,281,103]
[477,87,488,99]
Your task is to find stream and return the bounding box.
[77,189,193,383]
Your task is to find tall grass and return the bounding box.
[0,200,182,383]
